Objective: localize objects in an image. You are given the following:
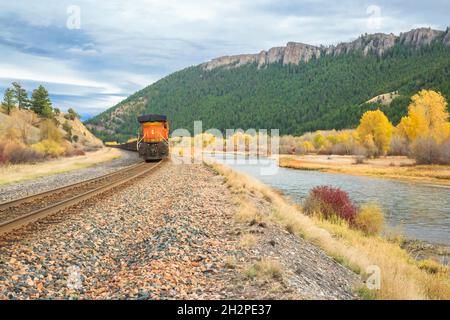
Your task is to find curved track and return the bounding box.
[0,160,163,235]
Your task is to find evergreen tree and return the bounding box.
[31,85,53,118]
[2,88,16,115]
[12,82,30,110]
[65,108,79,120]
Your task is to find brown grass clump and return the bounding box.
[246,258,283,280]
[240,233,257,248]
[235,201,263,223]
[206,160,450,300]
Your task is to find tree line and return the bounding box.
[280,90,450,164]
[1,82,79,120]
[86,41,450,143]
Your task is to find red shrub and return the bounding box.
[303,185,357,224]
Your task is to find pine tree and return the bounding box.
[2,88,16,115]
[12,82,30,110]
[31,85,53,118]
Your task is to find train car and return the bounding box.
[137,114,169,161]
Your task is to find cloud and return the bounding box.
[0,0,448,117]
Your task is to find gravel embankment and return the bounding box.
[0,161,358,299]
[0,150,140,203]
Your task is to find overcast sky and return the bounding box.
[0,0,448,119]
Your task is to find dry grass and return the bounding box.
[418,259,449,275]
[245,258,283,280]
[240,233,258,248]
[0,147,121,185]
[279,156,450,186]
[235,201,263,223]
[207,160,450,300]
[224,256,237,269]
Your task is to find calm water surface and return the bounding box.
[212,154,450,245]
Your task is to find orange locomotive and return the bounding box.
[137,114,169,161]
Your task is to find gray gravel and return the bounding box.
[0,149,140,203]
[0,161,359,299]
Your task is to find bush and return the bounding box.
[8,147,45,164]
[389,136,409,156]
[0,141,45,164]
[40,120,63,142]
[64,147,85,157]
[0,141,7,164]
[303,186,357,224]
[410,137,441,164]
[353,156,366,164]
[329,143,344,155]
[355,203,384,235]
[31,139,65,157]
[439,138,450,165]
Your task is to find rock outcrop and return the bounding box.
[202,27,450,70]
[398,28,445,47]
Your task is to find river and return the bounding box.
[211,154,450,245]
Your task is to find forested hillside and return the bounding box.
[86,38,450,142]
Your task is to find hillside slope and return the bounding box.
[86,28,450,142]
[0,109,103,150]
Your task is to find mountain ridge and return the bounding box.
[86,27,450,142]
[203,27,450,70]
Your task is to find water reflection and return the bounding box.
[212,154,450,245]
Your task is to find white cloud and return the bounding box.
[0,0,448,116]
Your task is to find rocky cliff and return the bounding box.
[203,27,449,70]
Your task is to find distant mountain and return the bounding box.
[86,28,450,142]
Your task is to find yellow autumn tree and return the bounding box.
[397,90,449,143]
[356,110,393,157]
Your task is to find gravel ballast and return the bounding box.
[0,161,358,299]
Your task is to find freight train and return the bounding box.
[137,114,169,161]
[111,114,169,161]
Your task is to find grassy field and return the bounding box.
[0,147,121,185]
[207,160,450,300]
[279,155,450,186]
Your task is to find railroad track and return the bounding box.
[0,160,163,236]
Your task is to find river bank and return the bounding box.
[279,155,450,187]
[207,159,449,299]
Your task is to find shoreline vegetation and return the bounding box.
[206,159,450,299]
[278,155,450,187]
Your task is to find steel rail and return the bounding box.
[0,162,146,211]
[0,160,163,235]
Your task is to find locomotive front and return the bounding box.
[137,114,169,161]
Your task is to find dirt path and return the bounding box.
[0,161,358,299]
